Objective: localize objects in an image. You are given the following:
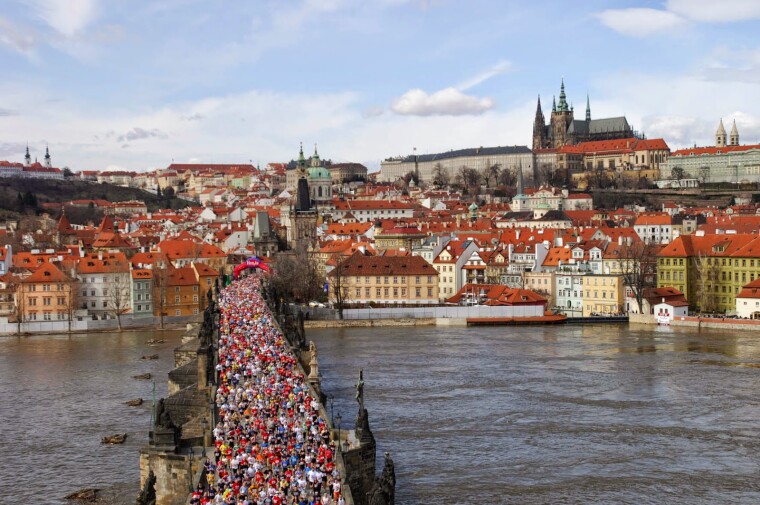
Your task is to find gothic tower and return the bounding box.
[532,96,547,150]
[550,79,574,148]
[729,119,739,146]
[24,145,31,167]
[715,119,727,147]
[585,94,591,122]
[44,146,51,168]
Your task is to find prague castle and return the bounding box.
[533,80,636,150]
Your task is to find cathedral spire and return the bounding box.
[715,118,727,147]
[558,79,568,112]
[585,94,591,122]
[552,96,556,113]
[297,142,306,167]
[730,119,739,146]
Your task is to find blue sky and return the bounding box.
[1,0,760,171]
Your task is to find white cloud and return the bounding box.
[0,16,37,56]
[391,87,494,116]
[116,127,168,143]
[457,60,512,91]
[595,8,686,37]
[667,0,760,22]
[26,0,98,37]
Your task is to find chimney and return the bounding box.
[98,250,103,260]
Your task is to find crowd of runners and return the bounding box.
[190,275,345,505]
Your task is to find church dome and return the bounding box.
[307,166,331,180]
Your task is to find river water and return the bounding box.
[309,323,760,505]
[0,329,185,505]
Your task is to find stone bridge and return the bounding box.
[138,277,396,505]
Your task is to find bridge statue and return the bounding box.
[355,368,365,412]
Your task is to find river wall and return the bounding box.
[0,314,192,336]
[630,313,760,331]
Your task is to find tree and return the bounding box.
[270,243,324,304]
[64,280,81,333]
[63,167,74,178]
[497,166,517,187]
[154,266,170,329]
[431,163,449,188]
[619,240,658,314]
[482,162,501,188]
[456,166,481,195]
[329,256,351,319]
[107,268,131,330]
[692,252,721,313]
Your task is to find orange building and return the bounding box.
[18,262,76,322]
[156,266,201,317]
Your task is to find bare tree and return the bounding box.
[619,240,658,314]
[328,256,351,319]
[107,269,131,330]
[154,267,169,329]
[497,166,517,187]
[65,280,80,333]
[270,243,324,303]
[431,163,449,188]
[482,161,501,188]
[456,166,481,195]
[691,252,721,313]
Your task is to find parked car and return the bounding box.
[308,301,326,308]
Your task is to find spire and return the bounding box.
[715,118,727,147]
[44,145,51,168]
[297,142,306,167]
[730,119,739,146]
[558,78,568,112]
[24,144,31,167]
[552,96,556,113]
[585,94,591,122]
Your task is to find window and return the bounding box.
[393,288,398,297]
[103,289,108,296]
[82,290,87,297]
[43,312,51,321]
[29,297,37,306]
[376,288,381,297]
[427,287,433,296]
[175,309,181,316]
[29,285,36,292]
[193,285,198,292]
[137,304,142,311]
[103,301,107,308]
[90,301,95,308]
[146,294,150,300]
[175,296,180,303]
[393,277,398,284]
[401,288,407,296]
[43,284,50,292]
[365,288,370,297]
[193,295,199,302]
[137,294,142,301]
[384,277,389,284]
[90,290,95,296]
[175,287,180,293]
[427,276,433,283]
[401,276,406,284]
[57,297,64,305]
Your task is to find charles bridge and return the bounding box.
[137,279,396,505]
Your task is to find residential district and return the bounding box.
[3,81,760,332]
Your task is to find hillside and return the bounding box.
[0,177,193,219]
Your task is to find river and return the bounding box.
[0,329,185,505]
[309,323,760,505]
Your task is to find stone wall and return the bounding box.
[304,318,436,329]
[140,450,193,505]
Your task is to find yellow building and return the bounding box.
[328,253,439,305]
[581,274,625,316]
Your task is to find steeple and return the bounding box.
[558,79,568,112]
[297,142,306,167]
[44,145,51,168]
[24,145,31,167]
[730,119,739,146]
[585,94,591,122]
[311,143,320,167]
[552,96,556,113]
[715,119,727,147]
[532,95,547,151]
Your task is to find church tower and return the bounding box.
[44,146,51,168]
[729,119,739,146]
[532,96,547,150]
[24,145,31,167]
[715,119,727,147]
[550,79,574,148]
[585,94,591,122]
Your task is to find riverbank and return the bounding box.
[630,313,760,332]
[305,318,436,328]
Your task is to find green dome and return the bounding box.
[308,166,331,180]
[468,202,479,211]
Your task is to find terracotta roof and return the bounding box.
[22,262,71,283]
[671,143,760,157]
[446,284,546,306]
[738,278,760,299]
[328,252,437,277]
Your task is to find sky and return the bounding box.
[1,0,760,172]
